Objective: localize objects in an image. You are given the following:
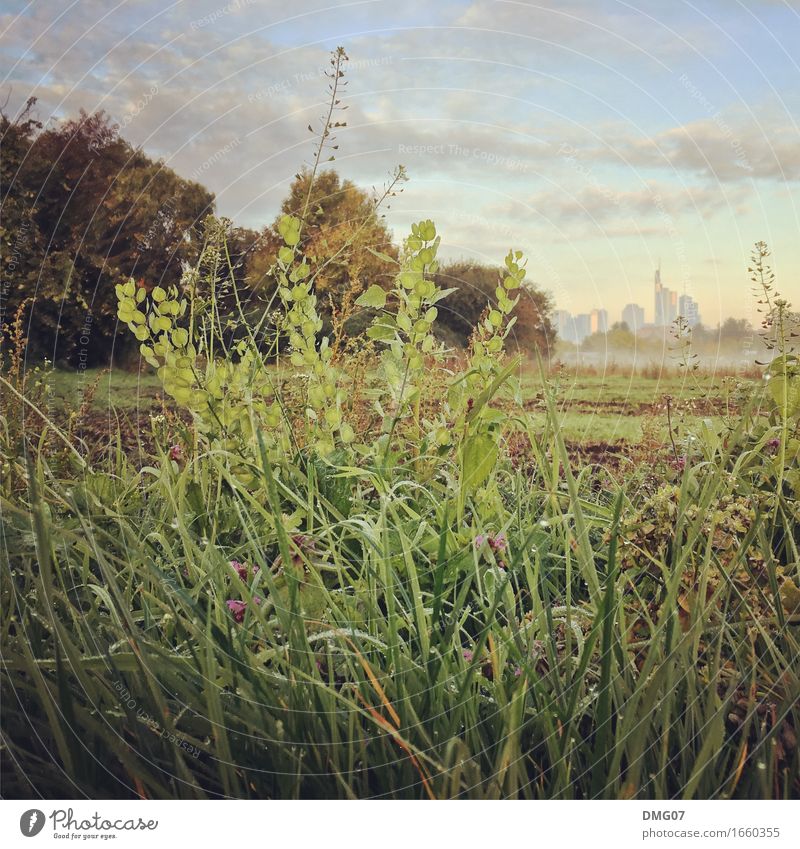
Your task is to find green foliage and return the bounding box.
[2,351,797,799]
[275,213,346,453]
[6,230,798,800]
[1,100,216,365]
[433,258,554,352]
[354,284,387,310]
[467,251,525,381]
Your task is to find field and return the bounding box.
[43,366,765,453]
[2,276,798,800]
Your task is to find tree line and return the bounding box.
[1,101,554,367]
[576,317,791,356]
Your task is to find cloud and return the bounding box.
[610,115,800,182]
[498,180,751,223]
[454,0,719,62]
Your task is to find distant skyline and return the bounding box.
[2,0,798,323]
[557,263,705,332]
[554,272,707,345]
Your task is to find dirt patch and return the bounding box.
[521,397,730,416]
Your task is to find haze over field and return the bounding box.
[2,0,798,328]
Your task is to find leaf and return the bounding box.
[366,323,395,341]
[171,328,189,347]
[780,578,800,615]
[355,284,387,310]
[460,431,498,494]
[466,356,521,425]
[430,287,458,304]
[767,374,800,419]
[366,247,398,265]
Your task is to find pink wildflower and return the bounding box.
[489,532,507,553]
[226,597,261,623]
[475,532,508,566]
[278,534,320,572]
[230,559,259,582]
[226,600,247,623]
[169,444,183,462]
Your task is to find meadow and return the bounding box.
[36,366,766,454]
[1,51,797,801]
[1,229,797,800]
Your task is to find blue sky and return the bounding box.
[2,0,798,324]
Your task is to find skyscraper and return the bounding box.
[574,313,591,342]
[654,264,664,326]
[654,264,678,326]
[589,308,608,334]
[554,309,576,342]
[622,303,644,332]
[678,294,701,327]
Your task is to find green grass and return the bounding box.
[56,367,755,409]
[526,411,645,444]
[522,370,765,407]
[2,367,797,800]
[49,367,765,448]
[49,367,165,412]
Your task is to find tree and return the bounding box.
[1,101,215,365]
[246,169,397,312]
[1,99,45,344]
[582,324,636,351]
[719,317,752,340]
[433,260,555,352]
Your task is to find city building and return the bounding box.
[573,313,591,342]
[555,309,597,343]
[654,264,678,326]
[589,308,608,334]
[554,309,576,343]
[555,270,699,342]
[622,302,645,332]
[678,293,701,327]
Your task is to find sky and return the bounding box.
[2,0,799,325]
